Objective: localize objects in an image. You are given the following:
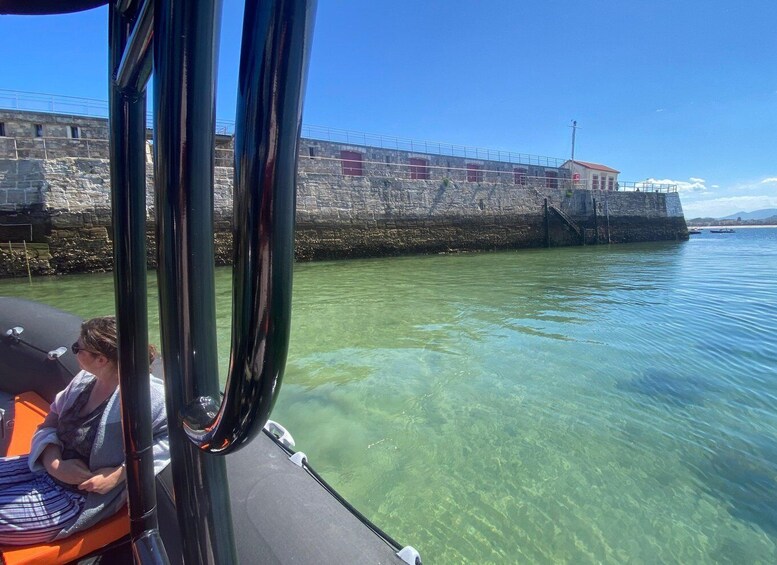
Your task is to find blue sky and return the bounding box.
[1,0,775,218]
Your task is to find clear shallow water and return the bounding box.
[2,228,776,563]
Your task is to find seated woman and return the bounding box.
[0,316,169,546]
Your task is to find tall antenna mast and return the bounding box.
[570,120,577,163]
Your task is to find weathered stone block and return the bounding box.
[82,227,109,239]
[26,189,43,203]
[5,190,27,204]
[50,213,85,228]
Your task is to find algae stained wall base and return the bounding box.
[295,214,686,261]
[0,182,689,277]
[296,215,562,260]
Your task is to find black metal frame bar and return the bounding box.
[109,1,168,563]
[152,1,237,563]
[115,0,153,93]
[180,0,317,454]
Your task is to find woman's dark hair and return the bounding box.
[80,316,157,365]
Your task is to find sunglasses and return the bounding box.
[71,342,98,355]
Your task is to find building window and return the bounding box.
[592,174,599,190]
[69,126,80,139]
[545,171,558,189]
[385,156,391,164]
[34,124,43,137]
[340,150,363,176]
[608,177,614,191]
[409,158,429,180]
[308,147,315,158]
[514,167,527,185]
[0,122,5,137]
[467,164,483,183]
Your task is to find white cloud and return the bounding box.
[725,177,777,193]
[650,174,777,217]
[683,194,777,218]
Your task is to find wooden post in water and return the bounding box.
[7,241,14,278]
[22,240,32,284]
[593,197,599,245]
[544,198,550,248]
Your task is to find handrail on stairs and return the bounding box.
[548,204,582,238]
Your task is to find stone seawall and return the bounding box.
[1,147,687,277]
[295,170,687,259]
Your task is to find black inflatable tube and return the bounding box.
[0,297,80,403]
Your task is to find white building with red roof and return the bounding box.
[562,160,620,191]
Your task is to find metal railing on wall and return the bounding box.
[300,124,565,167]
[0,90,109,120]
[2,89,563,167]
[1,90,678,193]
[300,155,561,185]
[0,134,678,193]
[297,156,678,192]
[0,136,110,160]
[0,89,234,136]
[617,180,678,193]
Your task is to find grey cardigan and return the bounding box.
[28,370,170,539]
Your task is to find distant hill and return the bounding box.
[687,213,777,227]
[720,208,777,220]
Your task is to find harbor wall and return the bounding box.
[0,110,687,277]
[294,151,686,260]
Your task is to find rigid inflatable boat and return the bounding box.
[0,0,422,562]
[0,297,420,564]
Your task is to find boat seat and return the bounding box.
[5,392,49,458]
[0,391,130,564]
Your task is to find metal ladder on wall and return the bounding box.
[548,204,583,239]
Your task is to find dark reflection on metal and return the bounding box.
[115,0,153,94]
[131,529,171,565]
[109,3,168,564]
[0,0,106,15]
[180,0,317,455]
[116,0,136,15]
[153,1,237,563]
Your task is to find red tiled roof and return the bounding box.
[567,160,620,174]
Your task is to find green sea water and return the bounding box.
[2,228,776,563]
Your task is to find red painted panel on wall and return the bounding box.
[409,158,429,180]
[467,164,483,183]
[341,150,363,176]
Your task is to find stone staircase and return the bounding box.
[548,205,582,239]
